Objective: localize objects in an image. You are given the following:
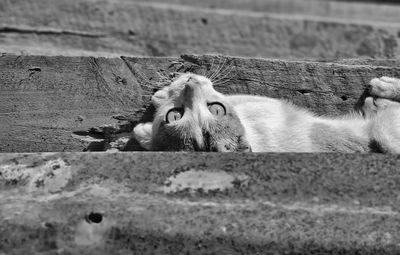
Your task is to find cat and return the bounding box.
[133,73,400,153]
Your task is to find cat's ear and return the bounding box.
[133,122,153,150]
[152,89,168,108]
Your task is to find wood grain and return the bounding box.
[0,0,399,59]
[139,0,400,23]
[1,152,400,254]
[0,55,145,152]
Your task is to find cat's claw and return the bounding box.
[369,76,400,100]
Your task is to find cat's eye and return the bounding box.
[208,102,226,117]
[166,108,183,123]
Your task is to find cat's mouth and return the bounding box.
[192,132,251,152]
[191,132,211,152]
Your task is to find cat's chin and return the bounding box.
[241,145,252,152]
[209,135,252,152]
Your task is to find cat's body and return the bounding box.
[134,74,400,153]
[226,95,370,152]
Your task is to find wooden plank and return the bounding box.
[1,152,400,254]
[140,0,400,23]
[0,0,399,59]
[333,0,400,4]
[0,54,154,152]
[1,54,400,152]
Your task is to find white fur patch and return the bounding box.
[133,122,153,150]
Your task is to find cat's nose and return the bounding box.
[186,76,199,85]
[183,79,201,97]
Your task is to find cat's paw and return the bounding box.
[369,76,400,100]
[133,122,153,150]
[362,96,400,118]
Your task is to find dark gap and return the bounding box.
[297,89,312,94]
[52,164,60,170]
[72,130,104,139]
[83,142,106,152]
[369,139,384,153]
[85,212,103,224]
[28,67,41,72]
[201,18,208,25]
[340,95,348,101]
[0,27,103,38]
[128,29,137,36]
[353,88,370,113]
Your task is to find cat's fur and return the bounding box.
[134,74,400,153]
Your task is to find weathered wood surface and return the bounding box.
[1,0,399,59]
[334,0,400,4]
[0,54,146,152]
[1,54,400,152]
[140,0,400,23]
[1,152,400,254]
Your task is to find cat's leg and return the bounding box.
[133,122,153,150]
[362,97,400,118]
[370,106,400,153]
[366,77,400,152]
[362,77,400,118]
[369,76,400,100]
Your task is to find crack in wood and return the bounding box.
[236,77,333,94]
[0,26,105,38]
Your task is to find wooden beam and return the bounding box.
[1,0,399,59]
[1,54,400,152]
[138,0,400,23]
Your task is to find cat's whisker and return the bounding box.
[219,58,230,74]
[206,57,218,77]
[210,57,227,82]
[209,57,226,81]
[213,78,232,86]
[212,63,235,85]
[207,57,218,80]
[215,58,228,80]
[213,70,236,85]
[213,76,234,86]
[217,62,234,79]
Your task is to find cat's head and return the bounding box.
[133,73,251,152]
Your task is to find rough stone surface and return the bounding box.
[1,54,400,152]
[1,0,399,59]
[1,152,400,254]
